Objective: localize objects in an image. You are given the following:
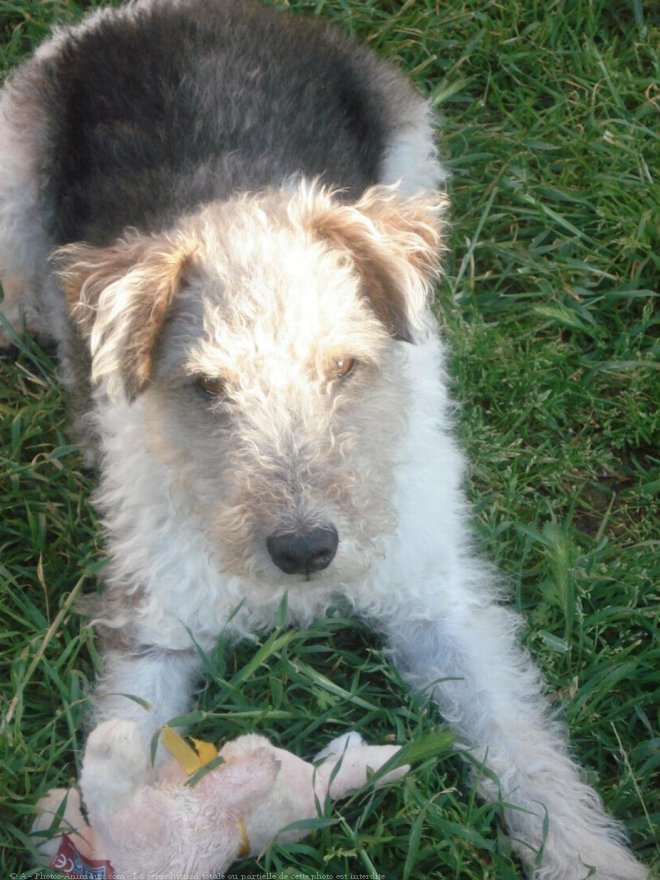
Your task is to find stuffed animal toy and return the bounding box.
[33,720,408,877]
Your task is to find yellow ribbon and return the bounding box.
[236,815,251,858]
[161,725,219,774]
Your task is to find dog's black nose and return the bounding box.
[267,526,338,576]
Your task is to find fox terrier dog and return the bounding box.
[0,0,647,877]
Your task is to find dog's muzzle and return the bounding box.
[267,526,339,576]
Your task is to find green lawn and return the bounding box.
[1,0,658,877]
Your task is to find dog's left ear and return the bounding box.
[55,231,194,401]
[312,187,447,343]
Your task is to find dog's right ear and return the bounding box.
[55,231,195,401]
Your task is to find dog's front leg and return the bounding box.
[92,635,203,750]
[383,601,647,880]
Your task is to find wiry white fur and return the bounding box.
[68,186,646,879]
[380,99,449,193]
[85,185,430,650]
[0,7,647,875]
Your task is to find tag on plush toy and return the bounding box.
[50,833,115,878]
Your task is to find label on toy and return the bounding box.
[50,833,116,879]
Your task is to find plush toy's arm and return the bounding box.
[312,730,408,798]
[314,741,407,800]
[234,731,409,855]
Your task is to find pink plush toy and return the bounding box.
[33,720,408,877]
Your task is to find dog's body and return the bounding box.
[0,1,647,877]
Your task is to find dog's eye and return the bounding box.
[195,376,226,398]
[329,357,356,380]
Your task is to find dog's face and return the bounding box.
[58,184,444,589]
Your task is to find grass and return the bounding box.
[0,0,658,877]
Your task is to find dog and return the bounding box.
[0,1,648,877]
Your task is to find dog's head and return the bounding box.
[57,183,446,589]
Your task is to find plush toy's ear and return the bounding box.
[311,187,446,343]
[55,231,195,401]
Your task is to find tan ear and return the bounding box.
[56,231,194,400]
[311,187,446,343]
